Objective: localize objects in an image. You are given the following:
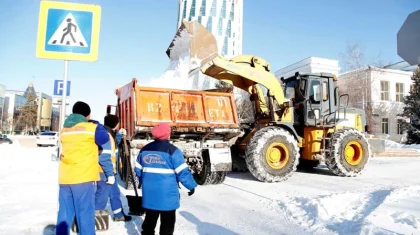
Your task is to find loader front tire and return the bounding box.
[245,126,299,182]
[326,128,371,177]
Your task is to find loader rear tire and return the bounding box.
[325,128,371,177]
[245,126,299,182]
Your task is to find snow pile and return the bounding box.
[146,28,202,90]
[278,185,420,235]
[384,139,420,151]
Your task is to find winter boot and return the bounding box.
[113,214,132,222]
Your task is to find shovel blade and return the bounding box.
[126,195,145,216]
[166,20,219,75]
[71,210,109,232]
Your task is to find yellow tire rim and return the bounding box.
[265,142,289,169]
[344,141,363,166]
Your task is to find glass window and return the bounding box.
[199,0,206,15]
[396,83,404,102]
[217,18,223,36]
[210,0,217,16]
[322,81,328,101]
[229,2,235,20]
[221,0,227,18]
[222,36,228,55]
[206,17,213,31]
[189,0,196,17]
[182,2,187,19]
[380,81,389,101]
[382,118,389,134]
[227,20,231,37]
[41,132,57,136]
[309,80,321,104]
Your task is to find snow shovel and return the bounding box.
[71,210,110,232]
[123,136,145,216]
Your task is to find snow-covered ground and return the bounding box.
[1,140,420,235]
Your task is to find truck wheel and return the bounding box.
[325,128,371,177]
[194,153,227,185]
[245,126,299,182]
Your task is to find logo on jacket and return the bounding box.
[143,154,167,165]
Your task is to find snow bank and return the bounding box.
[384,139,420,151]
[278,185,420,235]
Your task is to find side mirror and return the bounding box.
[339,94,349,107]
[106,105,111,115]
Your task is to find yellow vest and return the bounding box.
[59,122,99,184]
[99,133,117,174]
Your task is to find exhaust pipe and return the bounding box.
[166,20,219,75]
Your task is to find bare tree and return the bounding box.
[338,42,392,129]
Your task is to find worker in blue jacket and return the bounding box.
[93,115,132,222]
[135,123,197,235]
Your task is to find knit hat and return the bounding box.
[104,114,120,129]
[151,123,171,140]
[72,101,91,117]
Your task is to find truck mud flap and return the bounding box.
[207,148,232,171]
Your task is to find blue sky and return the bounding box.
[0,0,419,121]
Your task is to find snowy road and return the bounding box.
[0,139,420,235]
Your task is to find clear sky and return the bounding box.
[0,0,419,121]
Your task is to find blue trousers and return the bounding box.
[95,180,124,217]
[56,182,96,235]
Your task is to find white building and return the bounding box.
[177,0,243,89]
[275,57,341,79]
[337,66,414,142]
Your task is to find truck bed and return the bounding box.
[115,79,240,139]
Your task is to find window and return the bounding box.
[396,83,404,102]
[380,81,389,101]
[189,0,196,17]
[206,17,212,31]
[322,81,329,101]
[182,2,187,19]
[309,80,321,104]
[199,0,206,15]
[217,18,223,36]
[210,0,217,16]
[381,118,389,134]
[221,0,227,18]
[397,119,403,135]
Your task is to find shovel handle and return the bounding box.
[123,136,139,198]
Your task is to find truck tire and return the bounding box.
[193,152,227,185]
[325,128,371,177]
[245,126,299,182]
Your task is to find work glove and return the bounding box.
[119,128,127,136]
[106,176,115,185]
[188,188,195,196]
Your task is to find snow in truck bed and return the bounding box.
[0,139,419,235]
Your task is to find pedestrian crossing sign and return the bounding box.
[36,1,101,62]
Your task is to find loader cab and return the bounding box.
[283,72,340,127]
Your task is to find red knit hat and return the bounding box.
[151,123,171,140]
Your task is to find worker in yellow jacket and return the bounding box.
[56,101,112,235]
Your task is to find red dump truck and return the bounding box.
[107,78,242,189]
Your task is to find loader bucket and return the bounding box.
[166,20,218,74]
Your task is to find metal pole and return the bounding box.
[57,60,69,159]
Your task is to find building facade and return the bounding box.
[177,0,243,89]
[337,66,414,142]
[4,83,53,133]
[3,93,27,134]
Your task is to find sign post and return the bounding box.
[36,0,101,158]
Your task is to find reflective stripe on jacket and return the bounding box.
[135,140,197,211]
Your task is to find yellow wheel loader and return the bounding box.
[166,21,372,183]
